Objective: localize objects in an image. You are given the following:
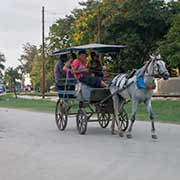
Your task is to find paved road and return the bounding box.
[0,108,180,180]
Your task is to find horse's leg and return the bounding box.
[112,94,124,137]
[111,114,116,135]
[127,100,139,138]
[145,99,157,139]
[111,94,117,135]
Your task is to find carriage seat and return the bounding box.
[56,78,77,99]
[78,83,112,103]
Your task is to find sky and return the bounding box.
[0,0,82,68]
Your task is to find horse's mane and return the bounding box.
[141,59,153,76]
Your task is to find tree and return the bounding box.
[71,0,102,45]
[30,55,42,91]
[159,2,180,69]
[30,51,55,92]
[18,43,40,91]
[16,65,25,90]
[46,0,180,74]
[18,43,38,74]
[47,0,100,49]
[4,67,21,98]
[47,15,75,51]
[101,0,171,72]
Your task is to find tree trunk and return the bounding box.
[13,81,17,99]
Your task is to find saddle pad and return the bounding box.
[136,70,146,89]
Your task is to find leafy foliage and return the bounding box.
[15,0,180,92]
[47,0,180,73]
[18,43,38,74]
[159,2,180,68]
[4,67,21,98]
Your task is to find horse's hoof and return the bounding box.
[152,134,158,139]
[119,132,124,137]
[127,133,132,139]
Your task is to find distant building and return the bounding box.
[24,74,31,86]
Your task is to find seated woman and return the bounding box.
[87,52,104,80]
[71,50,107,88]
[63,52,77,79]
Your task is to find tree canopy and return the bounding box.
[16,0,180,91]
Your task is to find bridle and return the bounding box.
[142,58,167,78]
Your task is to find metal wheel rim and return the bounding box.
[116,109,129,131]
[55,100,68,131]
[76,110,88,134]
[97,112,110,128]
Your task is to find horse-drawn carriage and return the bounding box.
[53,43,170,139]
[54,43,129,135]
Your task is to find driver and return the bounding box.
[71,50,107,88]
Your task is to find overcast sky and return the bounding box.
[0,0,82,68]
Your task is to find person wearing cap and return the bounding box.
[71,50,107,88]
[54,54,67,82]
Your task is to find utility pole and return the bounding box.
[97,3,101,43]
[42,6,45,99]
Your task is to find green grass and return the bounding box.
[0,93,56,113]
[17,91,57,97]
[124,100,180,124]
[0,93,180,124]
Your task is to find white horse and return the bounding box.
[110,54,169,139]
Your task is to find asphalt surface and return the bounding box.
[0,107,180,180]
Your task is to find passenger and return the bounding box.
[54,54,68,84]
[71,50,107,88]
[63,52,77,79]
[54,54,68,98]
[88,52,104,80]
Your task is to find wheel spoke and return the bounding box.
[117,109,129,131]
[98,112,110,128]
[76,110,88,134]
[121,121,126,129]
[55,101,68,131]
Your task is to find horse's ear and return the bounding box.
[157,54,162,60]
[150,55,155,60]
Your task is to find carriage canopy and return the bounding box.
[53,43,127,56]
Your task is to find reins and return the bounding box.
[141,59,154,78]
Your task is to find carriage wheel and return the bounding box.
[55,99,68,131]
[76,109,88,135]
[116,108,129,131]
[97,112,110,128]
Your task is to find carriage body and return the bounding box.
[55,77,129,134]
[78,83,114,113]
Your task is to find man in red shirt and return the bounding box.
[71,50,107,88]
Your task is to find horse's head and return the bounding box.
[149,54,170,80]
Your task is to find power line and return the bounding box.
[45,9,69,17]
